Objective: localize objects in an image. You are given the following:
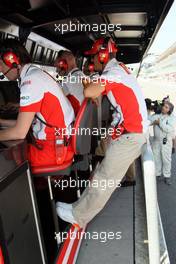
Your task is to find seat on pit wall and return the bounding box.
[72,98,93,155]
[90,100,99,156]
[71,98,94,171]
[101,95,111,128]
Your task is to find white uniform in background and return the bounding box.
[149,113,176,178]
[62,68,84,105]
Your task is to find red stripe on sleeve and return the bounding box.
[20,100,42,112]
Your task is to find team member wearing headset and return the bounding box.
[54,50,84,115]
[149,101,175,185]
[56,37,148,228]
[0,39,75,168]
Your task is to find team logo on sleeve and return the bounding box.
[21,80,32,87]
[20,94,31,104]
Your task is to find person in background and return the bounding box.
[54,50,84,115]
[145,98,155,143]
[149,101,175,185]
[145,98,153,116]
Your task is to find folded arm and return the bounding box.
[83,80,105,99]
[0,118,17,127]
[0,112,35,141]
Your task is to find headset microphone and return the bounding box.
[0,68,14,80]
[0,51,20,80]
[0,75,5,80]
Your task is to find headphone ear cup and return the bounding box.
[57,59,68,71]
[88,63,94,73]
[2,52,20,68]
[98,49,109,64]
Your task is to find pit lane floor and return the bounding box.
[157,152,176,263]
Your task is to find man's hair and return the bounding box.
[0,39,31,65]
[56,50,74,60]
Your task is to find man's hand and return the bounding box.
[82,78,105,99]
[153,119,160,125]
[0,112,35,141]
[82,78,91,90]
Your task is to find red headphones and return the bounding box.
[98,38,118,64]
[88,63,95,73]
[1,51,20,68]
[56,59,68,72]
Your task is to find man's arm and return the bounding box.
[83,80,105,99]
[0,112,35,141]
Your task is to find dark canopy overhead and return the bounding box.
[0,0,174,63]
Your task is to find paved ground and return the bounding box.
[157,152,176,264]
[77,186,134,264]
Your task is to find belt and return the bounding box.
[123,130,141,135]
[123,129,133,134]
[123,130,130,134]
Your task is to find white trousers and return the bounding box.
[152,138,172,178]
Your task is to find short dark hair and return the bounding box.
[0,39,31,65]
[56,50,73,60]
[57,49,66,58]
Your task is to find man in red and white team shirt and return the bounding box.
[55,50,84,115]
[0,39,75,167]
[56,37,149,228]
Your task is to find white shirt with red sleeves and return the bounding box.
[61,68,84,105]
[101,59,148,134]
[19,64,75,140]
